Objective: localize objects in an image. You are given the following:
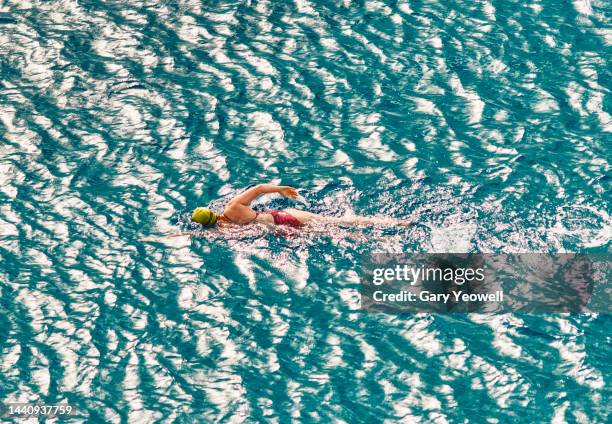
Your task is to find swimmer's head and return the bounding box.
[191,207,219,227]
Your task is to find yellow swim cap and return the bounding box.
[191,207,219,227]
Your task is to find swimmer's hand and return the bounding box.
[278,186,298,199]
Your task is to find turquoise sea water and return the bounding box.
[1,0,610,422]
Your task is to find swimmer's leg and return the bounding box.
[323,215,411,227]
[284,208,411,227]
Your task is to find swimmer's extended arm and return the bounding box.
[224,184,298,223]
[228,184,297,207]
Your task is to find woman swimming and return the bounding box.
[191,183,409,228]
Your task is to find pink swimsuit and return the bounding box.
[241,210,303,227]
[268,210,303,228]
